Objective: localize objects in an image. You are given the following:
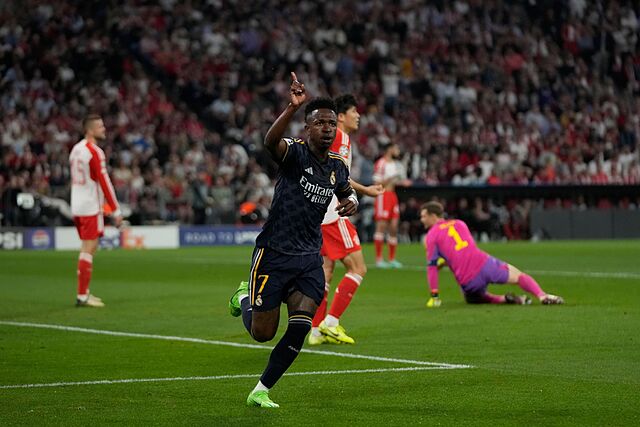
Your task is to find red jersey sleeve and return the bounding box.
[87,142,120,215]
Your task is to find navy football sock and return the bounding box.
[259,311,313,389]
[241,297,252,334]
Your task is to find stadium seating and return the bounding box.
[1,0,639,237]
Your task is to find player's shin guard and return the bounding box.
[517,274,546,299]
[259,311,312,389]
[328,273,362,319]
[311,284,329,328]
[241,297,252,334]
[387,236,398,261]
[77,252,93,298]
[374,232,384,261]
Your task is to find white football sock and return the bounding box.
[252,381,269,393]
[324,315,339,327]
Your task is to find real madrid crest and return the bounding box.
[255,295,263,307]
[330,171,336,185]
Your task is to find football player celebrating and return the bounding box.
[228,73,358,408]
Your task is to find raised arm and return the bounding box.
[263,72,307,163]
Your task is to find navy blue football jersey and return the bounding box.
[255,137,351,255]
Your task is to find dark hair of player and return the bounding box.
[381,141,397,153]
[304,97,337,121]
[421,201,444,217]
[334,94,357,115]
[82,114,102,132]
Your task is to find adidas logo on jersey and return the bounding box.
[305,167,313,175]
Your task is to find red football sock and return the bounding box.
[328,273,362,319]
[517,274,546,299]
[388,236,398,261]
[77,252,93,297]
[374,232,384,261]
[312,284,329,327]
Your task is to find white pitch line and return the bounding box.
[168,257,640,280]
[0,366,462,390]
[528,270,640,279]
[360,263,640,280]
[0,321,472,369]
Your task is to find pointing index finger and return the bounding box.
[291,71,299,83]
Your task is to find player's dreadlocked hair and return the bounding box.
[335,94,357,115]
[304,97,336,121]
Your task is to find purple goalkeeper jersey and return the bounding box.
[425,219,489,286]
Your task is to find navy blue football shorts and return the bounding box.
[247,246,324,312]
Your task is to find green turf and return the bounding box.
[1,242,639,426]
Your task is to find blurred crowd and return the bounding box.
[1,0,640,237]
[0,1,272,226]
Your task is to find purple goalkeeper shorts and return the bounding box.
[461,256,509,299]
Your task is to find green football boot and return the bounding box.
[229,281,249,317]
[247,390,280,408]
[319,321,355,344]
[308,332,341,345]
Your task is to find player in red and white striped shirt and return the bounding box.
[309,94,383,345]
[373,143,405,268]
[69,114,122,307]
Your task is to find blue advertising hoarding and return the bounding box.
[24,228,55,250]
[179,225,261,247]
[1,225,259,250]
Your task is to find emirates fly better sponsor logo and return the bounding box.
[299,176,334,204]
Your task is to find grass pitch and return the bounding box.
[1,241,639,426]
